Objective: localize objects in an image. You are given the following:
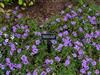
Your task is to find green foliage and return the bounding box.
[0,0,36,8]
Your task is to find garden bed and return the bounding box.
[0,0,100,75]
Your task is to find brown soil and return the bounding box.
[25,0,70,25]
[4,0,99,25]
[95,0,100,5]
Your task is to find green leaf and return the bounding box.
[0,3,4,8]
[29,1,33,6]
[18,0,23,5]
[79,0,84,5]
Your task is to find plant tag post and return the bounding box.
[41,33,56,52]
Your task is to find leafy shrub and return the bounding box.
[0,0,36,8]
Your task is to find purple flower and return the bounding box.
[95,69,100,74]
[6,70,11,75]
[88,16,96,24]
[17,48,22,53]
[71,21,76,25]
[9,63,15,70]
[17,13,23,19]
[84,66,89,71]
[74,41,83,47]
[10,50,14,56]
[96,44,100,51]
[85,58,93,62]
[9,43,16,51]
[82,59,87,67]
[66,13,72,19]
[40,71,47,75]
[15,33,21,38]
[0,63,5,70]
[56,44,63,52]
[64,59,70,66]
[72,32,77,37]
[45,59,53,65]
[0,31,3,36]
[87,71,92,75]
[6,58,11,63]
[62,38,72,47]
[2,26,7,32]
[27,72,31,75]
[80,68,86,74]
[12,26,17,32]
[79,27,83,32]
[74,45,80,50]
[32,45,38,55]
[67,56,71,60]
[21,55,29,65]
[58,32,63,37]
[12,10,17,14]
[34,32,41,36]
[78,50,84,55]
[55,56,61,62]
[32,68,38,75]
[15,64,22,69]
[64,16,68,21]
[91,60,96,66]
[3,41,7,45]
[71,11,77,17]
[35,40,41,45]
[51,40,57,45]
[95,30,100,38]
[25,45,30,50]
[46,67,52,73]
[25,29,30,33]
[15,6,19,10]
[63,30,68,35]
[63,24,67,29]
[22,33,28,39]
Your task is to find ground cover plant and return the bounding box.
[0,1,100,75]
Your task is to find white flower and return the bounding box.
[10,34,15,40]
[5,39,9,42]
[3,33,8,38]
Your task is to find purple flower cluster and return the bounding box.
[88,16,96,24]
[0,4,99,75]
[62,37,72,47]
[12,24,30,39]
[63,11,77,21]
[6,58,22,71]
[79,56,100,74]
